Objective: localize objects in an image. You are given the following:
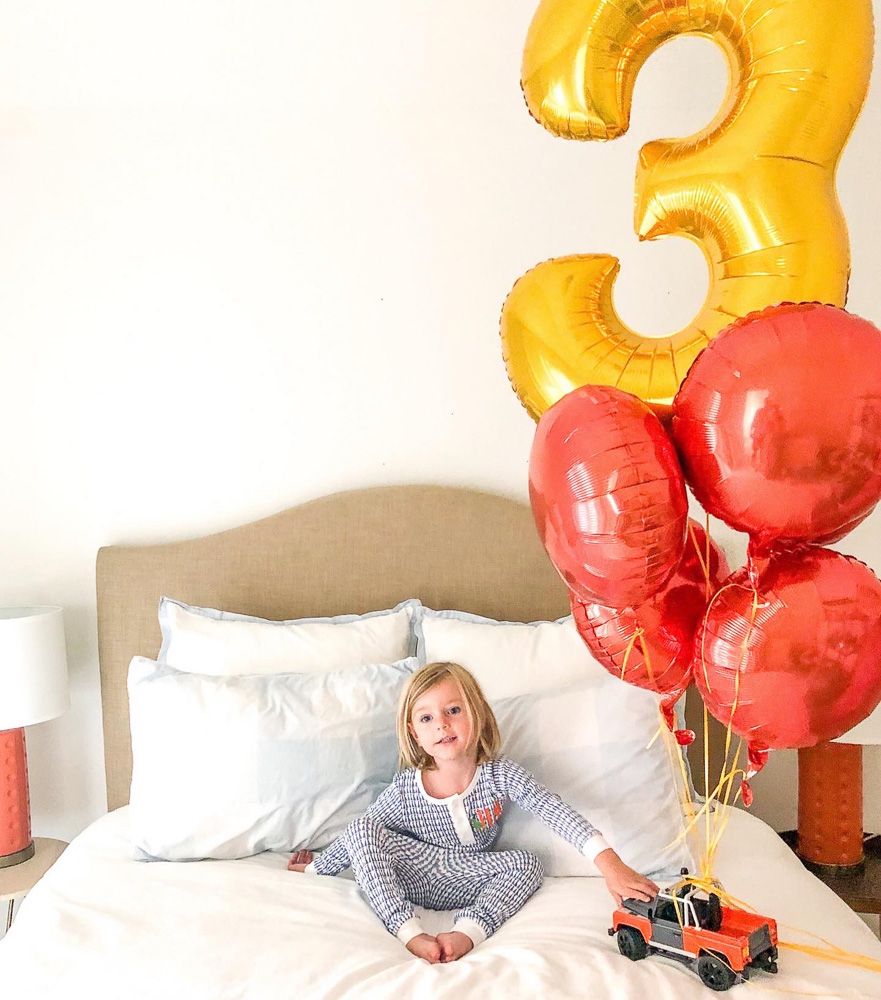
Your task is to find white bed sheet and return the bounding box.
[2,806,880,1000]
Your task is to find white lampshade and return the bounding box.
[0,607,69,730]
[834,703,881,746]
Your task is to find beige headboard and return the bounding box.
[96,485,572,811]
[97,482,715,812]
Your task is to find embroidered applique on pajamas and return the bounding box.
[470,800,503,831]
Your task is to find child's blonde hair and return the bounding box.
[396,661,501,771]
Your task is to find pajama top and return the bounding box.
[307,755,610,868]
[304,756,611,946]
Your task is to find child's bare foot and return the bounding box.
[288,850,314,872]
[436,931,474,962]
[406,933,442,964]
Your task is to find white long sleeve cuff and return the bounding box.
[395,917,426,945]
[453,917,488,947]
[581,834,612,862]
[303,860,317,874]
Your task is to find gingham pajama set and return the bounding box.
[304,755,610,946]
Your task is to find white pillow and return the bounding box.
[414,607,602,699]
[158,597,419,676]
[415,607,695,875]
[128,655,418,861]
[492,683,694,878]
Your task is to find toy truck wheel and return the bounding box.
[754,946,778,973]
[616,926,648,961]
[697,953,737,992]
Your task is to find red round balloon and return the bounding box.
[570,520,729,697]
[694,547,881,750]
[530,384,688,609]
[672,303,881,550]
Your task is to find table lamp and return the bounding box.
[0,607,69,869]
[797,705,881,874]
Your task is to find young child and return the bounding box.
[289,661,658,964]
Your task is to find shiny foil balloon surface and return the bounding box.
[694,549,881,750]
[672,303,881,550]
[502,0,871,418]
[529,384,687,609]
[570,520,729,698]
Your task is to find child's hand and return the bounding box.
[288,850,314,872]
[594,848,658,907]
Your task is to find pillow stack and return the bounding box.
[129,598,693,878]
[129,599,420,861]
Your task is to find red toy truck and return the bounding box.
[609,870,778,991]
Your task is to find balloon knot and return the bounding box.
[747,742,769,778]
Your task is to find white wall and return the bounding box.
[2,1,879,848]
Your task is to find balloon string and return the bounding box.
[706,582,760,873]
[656,709,699,856]
[700,740,747,874]
[655,525,735,866]
[640,630,658,689]
[620,626,644,683]
[739,988,878,999]
[728,584,761,769]
[663,746,745,855]
[703,699,711,874]
[693,514,714,871]
[705,512,712,601]
[660,571,756,867]
[687,518,712,601]
[707,667,742,870]
[705,765,745,873]
[640,633,666,753]
[698,580,754,694]
[692,574,758,874]
[777,939,881,976]
[728,884,881,982]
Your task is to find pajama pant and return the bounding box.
[316,815,543,942]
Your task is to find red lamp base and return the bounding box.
[0,727,34,869]
[797,741,864,876]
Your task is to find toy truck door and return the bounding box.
[651,895,687,951]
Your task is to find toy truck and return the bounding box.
[609,870,778,991]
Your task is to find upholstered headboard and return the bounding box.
[96,485,572,811]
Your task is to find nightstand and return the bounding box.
[0,837,67,932]
[781,831,881,920]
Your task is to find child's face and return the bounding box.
[408,677,474,765]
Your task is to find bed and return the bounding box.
[2,484,880,999]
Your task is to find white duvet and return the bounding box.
[2,806,880,1000]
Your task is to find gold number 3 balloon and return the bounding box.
[502,0,873,420]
